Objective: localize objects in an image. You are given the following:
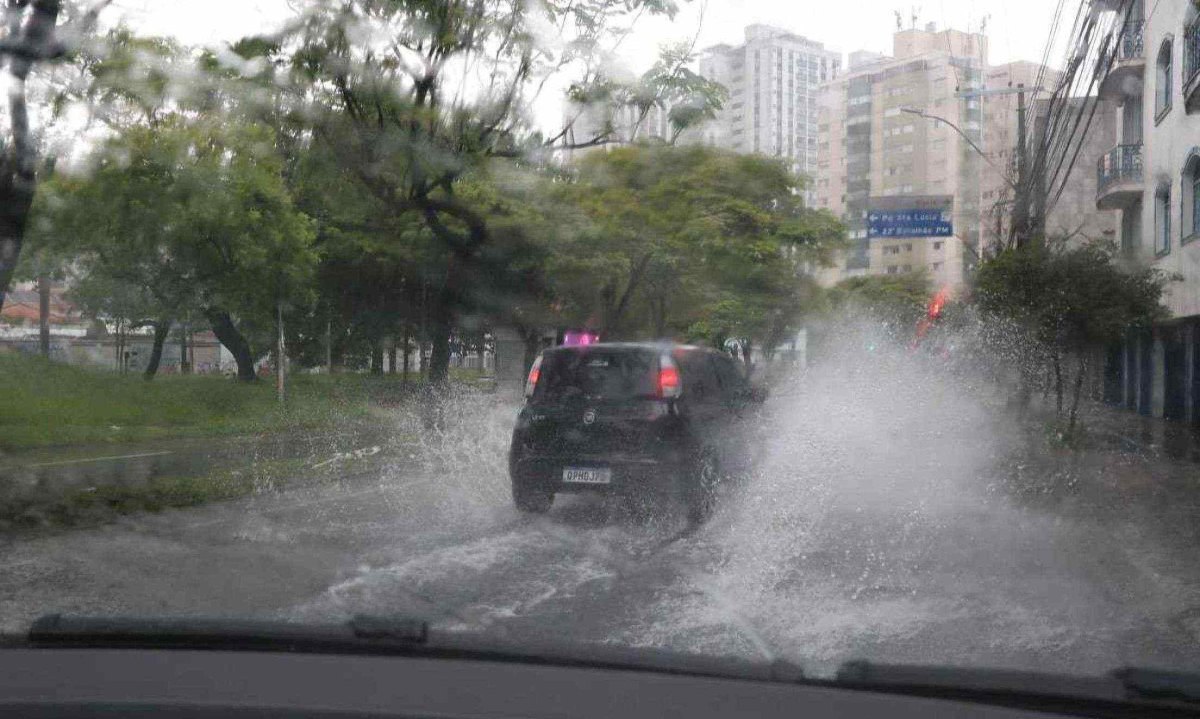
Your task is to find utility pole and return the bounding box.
[1013,83,1030,248]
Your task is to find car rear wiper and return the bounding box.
[24,614,803,683]
[835,660,1200,718]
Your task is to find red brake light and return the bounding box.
[525,355,543,398]
[658,356,681,399]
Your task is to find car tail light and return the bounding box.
[658,355,681,399]
[524,355,543,398]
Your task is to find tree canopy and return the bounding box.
[35,118,317,380]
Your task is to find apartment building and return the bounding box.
[815,24,987,290]
[696,24,842,203]
[1098,0,1200,421]
[559,101,674,162]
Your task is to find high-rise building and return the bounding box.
[1095,0,1200,420]
[814,24,987,290]
[559,101,673,162]
[696,25,842,201]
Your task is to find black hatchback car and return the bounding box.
[508,342,763,522]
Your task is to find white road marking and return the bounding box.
[24,450,173,468]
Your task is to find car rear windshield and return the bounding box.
[535,348,659,401]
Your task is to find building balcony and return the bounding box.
[1185,15,1200,113]
[1099,21,1146,99]
[1097,144,1144,210]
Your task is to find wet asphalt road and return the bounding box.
[3,363,1200,679]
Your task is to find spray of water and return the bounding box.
[610,318,1032,671]
[376,383,521,524]
[290,328,1200,675]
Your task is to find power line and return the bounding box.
[1034,0,1068,93]
[1042,4,1123,210]
[1028,0,1128,232]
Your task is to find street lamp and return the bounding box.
[900,106,1016,190]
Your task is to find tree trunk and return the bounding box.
[205,308,257,381]
[114,318,123,372]
[519,325,542,381]
[0,83,37,310]
[275,301,285,405]
[428,308,452,386]
[1015,361,1033,413]
[402,324,411,383]
[37,273,50,357]
[143,320,171,380]
[389,338,399,375]
[740,340,754,378]
[602,253,653,338]
[652,295,667,338]
[179,322,190,374]
[370,338,384,375]
[325,313,333,374]
[1052,352,1064,417]
[1068,354,1088,437]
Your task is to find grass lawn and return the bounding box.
[0,353,460,451]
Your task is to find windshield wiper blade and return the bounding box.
[835,660,1200,718]
[26,614,803,683]
[29,614,428,653]
[1114,667,1200,704]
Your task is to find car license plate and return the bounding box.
[563,467,611,484]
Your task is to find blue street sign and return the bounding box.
[867,208,953,238]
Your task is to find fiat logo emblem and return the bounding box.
[582,408,597,425]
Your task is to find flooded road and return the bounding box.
[4,360,1200,679]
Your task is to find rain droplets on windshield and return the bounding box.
[1,0,1200,681]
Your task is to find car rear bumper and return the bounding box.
[511,453,686,497]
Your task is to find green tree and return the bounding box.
[973,240,1169,435]
[826,273,933,331]
[255,0,701,384]
[36,118,318,380]
[547,144,845,359]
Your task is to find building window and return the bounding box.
[1184,149,1200,242]
[931,262,943,271]
[886,266,899,275]
[902,264,912,272]
[903,243,913,251]
[1156,37,1173,120]
[933,241,944,250]
[1154,182,1171,255]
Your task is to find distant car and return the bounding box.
[508,342,764,523]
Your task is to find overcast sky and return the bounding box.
[110,0,1072,130]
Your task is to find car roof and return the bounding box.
[544,342,723,356]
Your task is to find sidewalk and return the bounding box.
[1075,400,1200,463]
[0,427,405,532]
[1004,400,1200,546]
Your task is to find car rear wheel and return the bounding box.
[512,480,553,514]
